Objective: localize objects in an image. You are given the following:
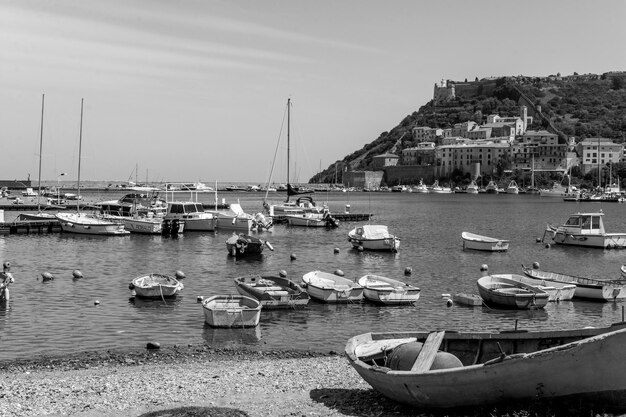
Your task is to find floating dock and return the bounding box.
[272,212,372,224]
[0,220,62,235]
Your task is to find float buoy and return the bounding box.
[41,271,54,281]
[532,262,540,269]
[535,238,542,243]
[446,299,453,308]
[404,267,412,275]
[333,247,340,254]
[279,270,287,277]
[175,270,185,280]
[128,283,135,290]
[72,269,83,279]
[146,342,161,350]
[358,246,364,252]
[94,300,100,305]
[334,269,344,277]
[197,296,204,303]
[290,253,297,261]
[480,264,489,272]
[545,243,551,248]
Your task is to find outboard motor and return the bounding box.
[254,212,273,231]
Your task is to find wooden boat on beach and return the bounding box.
[345,323,626,409]
[477,275,549,309]
[358,274,420,305]
[201,295,261,328]
[234,275,309,308]
[348,225,400,252]
[302,270,363,303]
[226,233,273,256]
[522,265,626,301]
[461,232,509,252]
[487,273,575,302]
[543,211,626,249]
[130,273,184,298]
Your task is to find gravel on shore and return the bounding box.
[0,344,621,417]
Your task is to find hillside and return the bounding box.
[310,72,626,184]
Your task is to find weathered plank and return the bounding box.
[411,331,445,372]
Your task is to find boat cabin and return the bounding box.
[560,212,606,235]
[166,202,206,215]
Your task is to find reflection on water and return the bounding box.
[1,191,626,360]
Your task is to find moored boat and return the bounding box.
[226,233,273,256]
[412,179,429,194]
[477,274,549,309]
[465,180,479,194]
[130,273,184,298]
[164,201,216,231]
[488,273,575,302]
[522,264,626,301]
[56,212,129,235]
[348,225,400,252]
[506,180,519,194]
[285,210,339,228]
[357,274,420,305]
[302,270,363,303]
[201,295,261,328]
[461,232,509,252]
[345,323,626,409]
[485,180,499,194]
[233,275,309,308]
[543,212,626,249]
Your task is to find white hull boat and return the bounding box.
[130,273,184,298]
[358,274,420,305]
[286,211,338,228]
[412,180,429,194]
[348,225,400,252]
[466,181,479,194]
[544,212,626,249]
[461,232,509,252]
[488,273,575,302]
[201,295,261,328]
[164,201,215,231]
[56,212,129,235]
[302,270,363,303]
[506,180,519,194]
[522,265,626,301]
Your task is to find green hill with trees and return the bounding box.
[310,72,626,189]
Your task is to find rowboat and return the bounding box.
[234,275,309,308]
[476,275,549,309]
[345,323,626,409]
[201,295,261,328]
[543,212,626,249]
[348,225,400,252]
[285,211,339,228]
[226,233,273,257]
[522,265,626,301]
[130,273,184,298]
[302,270,363,303]
[461,232,509,252]
[487,273,575,302]
[357,274,420,305]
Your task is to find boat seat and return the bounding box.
[255,285,284,291]
[265,290,289,297]
[411,331,446,373]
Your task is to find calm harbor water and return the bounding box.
[1,190,625,361]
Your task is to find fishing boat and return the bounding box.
[233,275,309,308]
[201,295,261,328]
[348,225,400,252]
[487,273,575,302]
[129,273,184,298]
[358,274,420,305]
[543,211,626,249]
[465,180,479,194]
[461,232,509,252]
[506,180,519,194]
[428,180,452,194]
[345,323,626,409]
[522,264,626,301]
[164,201,216,231]
[226,233,273,256]
[476,275,550,309]
[56,99,129,236]
[285,210,339,228]
[301,270,363,303]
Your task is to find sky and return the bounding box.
[1,0,625,185]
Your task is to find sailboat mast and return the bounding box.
[77,98,84,213]
[286,98,290,202]
[37,93,44,211]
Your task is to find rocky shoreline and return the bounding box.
[0,343,621,417]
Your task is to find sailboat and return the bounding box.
[55,99,129,235]
[263,99,323,217]
[526,154,540,194]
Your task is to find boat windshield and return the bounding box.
[565,216,580,226]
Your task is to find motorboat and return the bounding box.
[285,210,338,228]
[428,180,452,194]
[265,195,322,217]
[461,232,509,252]
[348,225,400,252]
[56,212,129,235]
[357,274,420,305]
[302,270,363,303]
[485,180,499,194]
[506,180,519,194]
[345,323,626,409]
[476,275,550,309]
[130,273,184,298]
[226,233,273,256]
[233,274,309,309]
[522,264,626,301]
[465,180,479,194]
[164,201,216,231]
[201,295,261,328]
[543,211,626,249]
[412,179,429,194]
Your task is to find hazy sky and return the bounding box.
[1,0,624,184]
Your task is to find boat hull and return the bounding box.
[225,234,267,256]
[202,295,261,328]
[358,274,420,305]
[234,275,309,309]
[216,216,253,232]
[345,325,626,409]
[551,231,626,249]
[461,232,509,251]
[489,273,575,302]
[477,275,549,309]
[56,213,129,235]
[302,271,363,303]
[131,273,183,298]
[124,218,163,234]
